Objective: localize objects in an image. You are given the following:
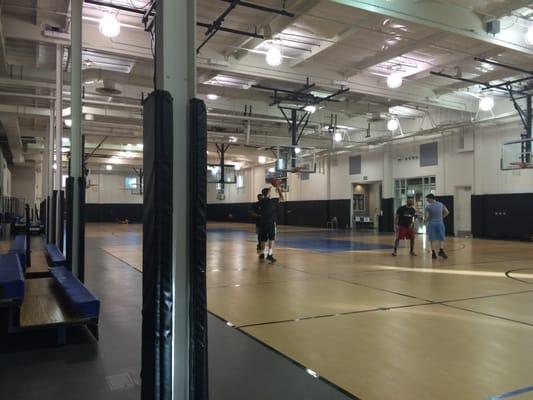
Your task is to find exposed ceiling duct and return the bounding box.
[1,117,25,165]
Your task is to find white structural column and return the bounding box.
[43,107,50,241]
[70,0,82,277]
[382,143,393,199]
[47,104,54,243]
[54,45,63,246]
[155,0,196,399]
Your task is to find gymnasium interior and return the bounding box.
[1,1,533,399]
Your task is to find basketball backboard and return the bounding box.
[275,145,316,173]
[501,138,533,170]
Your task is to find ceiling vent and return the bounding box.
[95,79,122,96]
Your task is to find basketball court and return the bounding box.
[95,221,533,400]
[2,1,533,399]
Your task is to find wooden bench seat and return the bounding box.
[19,278,85,328]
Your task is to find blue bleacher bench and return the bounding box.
[0,253,24,302]
[9,235,27,268]
[45,244,66,267]
[50,267,100,319]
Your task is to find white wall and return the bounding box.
[11,166,36,205]
[86,173,143,204]
[208,119,533,204]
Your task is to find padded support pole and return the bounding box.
[25,204,31,268]
[142,90,174,400]
[47,104,54,243]
[69,0,83,279]
[189,99,209,400]
[51,191,57,246]
[142,0,199,399]
[65,177,73,270]
[54,45,63,248]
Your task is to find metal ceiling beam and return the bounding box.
[231,0,320,60]
[330,0,533,56]
[343,32,446,78]
[405,47,501,81]
[485,0,531,18]
[289,25,362,68]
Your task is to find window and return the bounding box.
[236,174,244,188]
[349,155,361,175]
[420,142,438,167]
[125,176,138,189]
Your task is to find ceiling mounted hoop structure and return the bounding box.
[274,144,316,174]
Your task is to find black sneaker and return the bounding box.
[431,251,437,260]
[392,251,397,257]
[266,255,277,263]
[259,254,265,261]
[438,249,448,259]
[409,251,417,256]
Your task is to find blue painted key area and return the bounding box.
[207,227,393,252]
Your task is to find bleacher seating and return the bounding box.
[9,235,27,268]
[45,244,66,267]
[0,253,24,302]
[50,267,100,319]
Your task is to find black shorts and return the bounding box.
[259,224,276,242]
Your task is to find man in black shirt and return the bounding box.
[250,194,263,251]
[258,183,284,263]
[392,196,417,256]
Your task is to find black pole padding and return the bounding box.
[189,98,209,400]
[58,190,65,252]
[24,204,31,268]
[65,177,74,271]
[51,191,57,245]
[77,177,86,283]
[141,90,174,400]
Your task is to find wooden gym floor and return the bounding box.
[93,222,533,400]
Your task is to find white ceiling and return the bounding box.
[0,0,531,170]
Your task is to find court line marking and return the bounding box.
[506,268,533,285]
[99,247,142,273]
[442,303,533,329]
[236,302,431,329]
[487,385,533,400]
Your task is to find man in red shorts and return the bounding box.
[392,196,417,256]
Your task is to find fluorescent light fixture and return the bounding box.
[294,147,301,154]
[526,26,533,45]
[266,45,282,67]
[207,94,219,101]
[479,96,494,112]
[233,162,241,170]
[387,119,399,131]
[386,72,403,89]
[61,137,70,146]
[268,167,275,173]
[228,136,237,143]
[136,143,144,149]
[99,14,121,38]
[84,113,94,121]
[64,119,72,128]
[106,165,113,171]
[53,163,57,170]
[258,156,267,164]
[304,104,317,114]
[334,132,342,142]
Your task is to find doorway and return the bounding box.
[351,182,381,230]
[455,186,472,237]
